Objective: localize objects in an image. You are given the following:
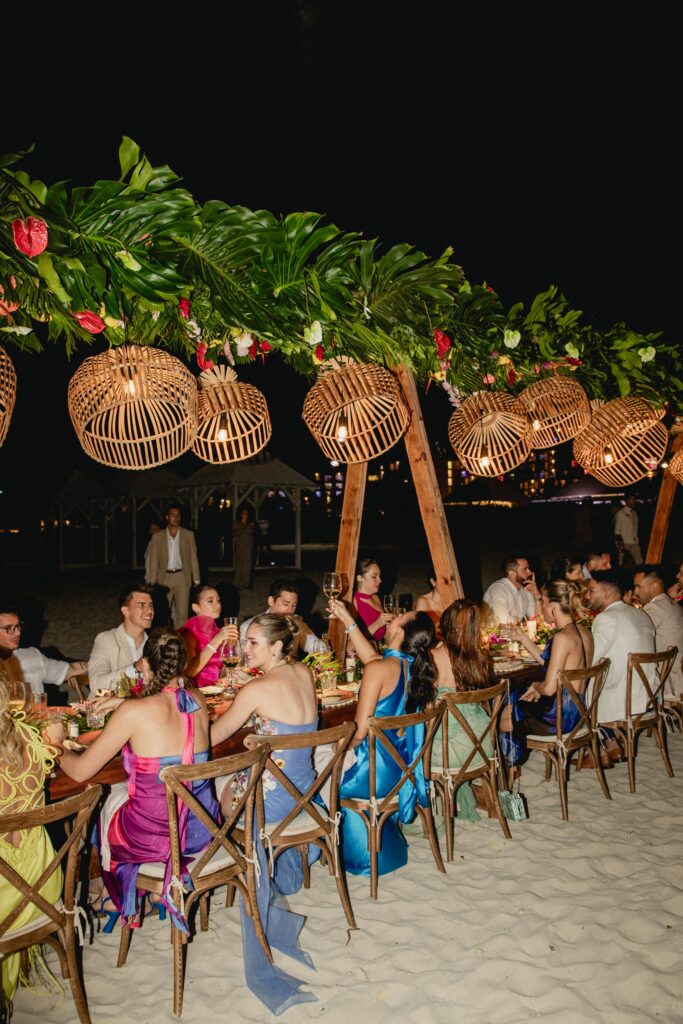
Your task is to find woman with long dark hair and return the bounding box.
[329,601,436,877]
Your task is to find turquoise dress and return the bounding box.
[339,649,429,876]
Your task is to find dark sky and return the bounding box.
[1,3,679,503]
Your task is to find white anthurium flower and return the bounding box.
[151,310,161,321]
[564,342,580,359]
[234,330,254,357]
[304,320,323,346]
[186,319,202,339]
[503,329,521,349]
[638,346,656,363]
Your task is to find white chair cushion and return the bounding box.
[138,845,236,881]
[527,726,589,743]
[262,811,320,837]
[0,906,59,944]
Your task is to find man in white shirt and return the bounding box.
[581,550,610,580]
[633,567,683,695]
[586,571,655,722]
[87,584,155,695]
[0,604,87,697]
[614,495,642,565]
[146,503,200,626]
[240,579,328,656]
[482,556,541,626]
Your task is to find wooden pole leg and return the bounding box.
[329,461,368,665]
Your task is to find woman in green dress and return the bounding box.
[431,599,495,820]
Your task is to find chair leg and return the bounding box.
[299,844,311,888]
[656,720,675,778]
[116,924,133,968]
[63,928,92,1024]
[44,934,69,978]
[172,924,187,1018]
[626,734,636,794]
[330,844,357,929]
[199,892,209,932]
[225,883,236,908]
[557,757,569,821]
[484,767,511,840]
[544,755,553,782]
[590,738,611,801]
[369,823,379,900]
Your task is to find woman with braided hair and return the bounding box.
[53,629,219,932]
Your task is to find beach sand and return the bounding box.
[14,734,683,1024]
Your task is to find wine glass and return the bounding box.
[220,636,242,696]
[322,572,342,619]
[8,678,32,713]
[383,594,397,615]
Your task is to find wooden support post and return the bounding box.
[395,365,463,604]
[646,429,682,562]
[329,462,368,665]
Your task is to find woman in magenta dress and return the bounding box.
[353,557,393,643]
[179,584,238,688]
[55,629,219,932]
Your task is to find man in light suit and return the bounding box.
[633,567,683,695]
[87,584,155,695]
[146,503,200,627]
[586,570,655,723]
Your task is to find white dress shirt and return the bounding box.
[642,593,683,696]
[614,507,639,544]
[123,632,146,677]
[6,647,69,696]
[482,577,536,625]
[589,600,655,722]
[167,530,183,571]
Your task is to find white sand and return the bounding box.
[15,735,683,1024]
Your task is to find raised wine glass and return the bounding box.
[383,594,397,615]
[220,636,241,697]
[322,572,343,619]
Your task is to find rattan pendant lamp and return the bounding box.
[68,344,198,469]
[572,396,667,486]
[192,365,271,463]
[448,391,531,477]
[302,362,410,463]
[517,375,591,448]
[0,345,17,447]
[668,447,683,485]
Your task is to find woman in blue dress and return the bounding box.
[499,579,594,766]
[329,601,437,877]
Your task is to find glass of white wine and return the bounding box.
[383,594,397,615]
[220,637,241,696]
[322,572,342,619]
[8,678,32,713]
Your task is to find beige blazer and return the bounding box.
[88,624,145,696]
[147,527,200,590]
[643,594,683,696]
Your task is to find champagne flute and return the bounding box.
[322,572,342,619]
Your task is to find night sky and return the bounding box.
[1,3,679,508]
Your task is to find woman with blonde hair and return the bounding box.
[501,579,594,765]
[0,667,62,1017]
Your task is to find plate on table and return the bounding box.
[77,729,103,745]
[201,686,225,696]
[338,682,360,695]
[62,738,87,752]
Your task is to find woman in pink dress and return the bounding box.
[353,558,393,642]
[179,585,238,688]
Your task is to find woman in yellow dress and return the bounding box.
[0,667,62,1019]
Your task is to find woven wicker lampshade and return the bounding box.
[517,375,591,449]
[0,345,17,447]
[668,448,683,485]
[68,344,198,469]
[572,396,667,487]
[448,391,531,477]
[192,365,271,464]
[302,362,410,463]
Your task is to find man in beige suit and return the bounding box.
[87,584,155,695]
[146,503,200,626]
[633,567,683,695]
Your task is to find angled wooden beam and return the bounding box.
[646,428,682,562]
[396,365,463,605]
[329,461,368,664]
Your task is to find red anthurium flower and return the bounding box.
[565,356,582,366]
[178,298,191,319]
[196,341,214,371]
[433,328,451,360]
[248,339,258,360]
[12,217,49,258]
[507,368,516,386]
[313,344,325,363]
[260,340,272,353]
[72,310,106,334]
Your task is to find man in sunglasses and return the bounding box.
[0,603,86,698]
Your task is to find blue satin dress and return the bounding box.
[339,649,429,876]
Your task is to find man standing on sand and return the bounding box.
[146,503,200,626]
[614,495,642,565]
[87,585,155,695]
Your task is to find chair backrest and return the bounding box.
[160,747,269,887]
[244,721,356,843]
[553,659,609,742]
[365,704,444,813]
[627,647,678,718]
[70,673,89,701]
[437,682,507,781]
[0,785,102,944]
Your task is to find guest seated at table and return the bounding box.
[633,566,683,696]
[499,579,594,766]
[179,584,239,688]
[87,584,155,696]
[53,629,219,931]
[550,557,584,582]
[239,578,328,657]
[430,600,495,819]
[211,613,320,894]
[0,601,87,699]
[0,666,63,1018]
[328,600,435,877]
[415,568,447,633]
[482,555,541,627]
[668,561,683,605]
[353,558,393,642]
[581,549,610,580]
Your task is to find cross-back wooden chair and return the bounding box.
[428,682,511,860]
[526,660,611,820]
[115,746,270,1018]
[69,673,89,701]
[663,650,683,731]
[601,647,678,793]
[242,720,357,928]
[340,704,446,899]
[0,785,102,1024]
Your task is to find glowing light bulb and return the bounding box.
[127,379,136,396]
[604,445,614,465]
[336,414,349,444]
[217,413,228,443]
[532,417,541,431]
[480,443,491,470]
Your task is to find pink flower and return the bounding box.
[178,298,191,319]
[482,373,495,384]
[12,217,48,257]
[433,328,451,360]
[196,341,214,371]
